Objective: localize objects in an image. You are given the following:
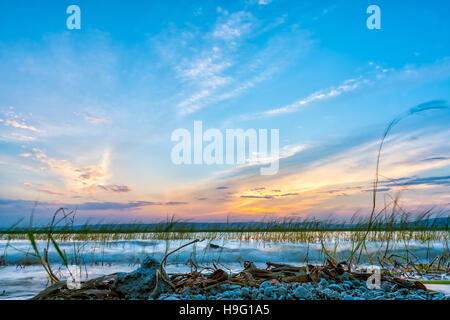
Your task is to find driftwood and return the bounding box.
[31,258,431,300]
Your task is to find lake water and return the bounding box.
[0,237,448,299]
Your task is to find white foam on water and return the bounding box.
[0,238,447,299]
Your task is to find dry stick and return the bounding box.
[160,238,205,291]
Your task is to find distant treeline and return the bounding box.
[1,217,448,234]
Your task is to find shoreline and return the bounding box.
[29,257,450,301]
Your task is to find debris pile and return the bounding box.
[32,257,433,300]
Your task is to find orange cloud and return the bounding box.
[4,119,38,132]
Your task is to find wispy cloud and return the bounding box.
[24,182,64,196]
[239,58,450,121]
[21,149,115,196]
[212,11,256,41]
[241,78,363,120]
[4,119,38,132]
[172,11,311,116]
[78,112,111,124]
[97,185,132,193]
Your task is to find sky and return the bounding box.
[0,0,449,226]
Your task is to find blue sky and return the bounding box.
[0,0,449,226]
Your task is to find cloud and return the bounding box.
[78,112,111,124]
[24,182,64,196]
[194,117,450,217]
[77,201,188,210]
[216,186,228,189]
[239,192,299,199]
[242,78,362,120]
[0,199,188,214]
[239,58,450,121]
[21,149,114,195]
[97,185,132,193]
[171,12,312,116]
[257,0,272,5]
[4,119,38,132]
[422,157,450,162]
[212,11,256,41]
[19,153,32,158]
[382,175,450,187]
[241,195,274,199]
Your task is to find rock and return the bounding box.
[259,281,271,289]
[113,257,171,299]
[343,280,353,288]
[408,294,425,300]
[277,287,288,297]
[229,285,242,290]
[293,286,311,299]
[340,272,350,281]
[328,284,343,292]
[322,288,335,298]
[397,288,409,296]
[352,279,361,287]
[343,295,354,300]
[221,290,238,299]
[240,287,250,297]
[264,286,275,298]
[31,281,67,300]
[318,278,328,288]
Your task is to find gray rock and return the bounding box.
[408,294,425,300]
[343,283,352,290]
[322,288,335,298]
[358,285,368,292]
[259,281,271,289]
[352,279,361,287]
[293,286,312,299]
[343,295,354,300]
[303,283,314,290]
[264,286,275,298]
[277,287,288,297]
[113,257,171,299]
[328,284,343,292]
[340,273,350,281]
[343,280,353,288]
[240,287,250,297]
[318,278,328,288]
[398,288,409,296]
[229,285,242,290]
